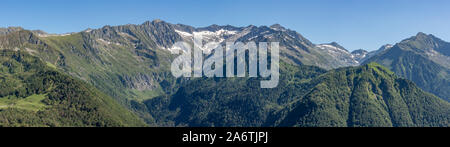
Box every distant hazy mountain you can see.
[378,44,394,52]
[364,33,450,101]
[346,44,395,64]
[350,49,368,62]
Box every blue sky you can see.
[1,0,449,51]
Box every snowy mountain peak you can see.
[378,44,393,51]
[270,24,286,31]
[351,49,368,54]
[351,49,369,62]
[316,42,360,66]
[317,42,349,53]
[416,32,428,37]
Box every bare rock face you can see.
[0,27,24,35]
[118,73,158,91]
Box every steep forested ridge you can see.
[144,62,449,127]
[273,63,449,127]
[0,50,146,127]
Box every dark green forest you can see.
[143,62,449,127]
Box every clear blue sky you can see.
[1,0,450,51]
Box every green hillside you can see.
[144,62,450,127]
[0,28,182,123]
[0,50,146,127]
[273,63,449,127]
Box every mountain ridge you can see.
[364,32,450,102]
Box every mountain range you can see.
[0,20,448,127]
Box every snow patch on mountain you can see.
[317,43,360,66]
[174,30,193,37]
[317,44,349,53]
